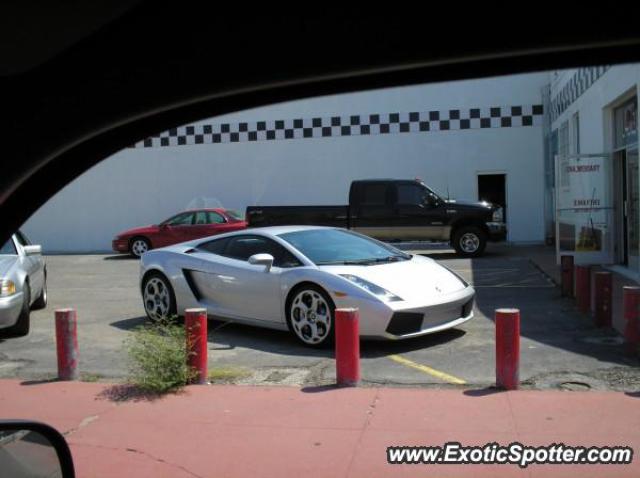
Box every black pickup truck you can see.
[246,179,506,257]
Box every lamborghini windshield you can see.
[279,229,411,265]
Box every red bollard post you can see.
[575,265,591,315]
[185,308,208,384]
[560,255,574,297]
[335,308,360,386]
[594,272,612,328]
[55,308,79,381]
[623,287,640,354]
[495,308,520,390]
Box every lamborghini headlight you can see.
[339,274,402,302]
[0,279,16,297]
[492,207,504,223]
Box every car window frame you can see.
[396,183,427,206]
[207,211,227,224]
[164,212,195,227]
[224,210,244,221]
[196,236,232,255]
[360,183,389,206]
[214,234,302,268]
[14,230,31,246]
[193,211,209,225]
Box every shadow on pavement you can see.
[103,254,137,261]
[21,378,60,386]
[418,250,505,261]
[207,320,466,359]
[300,384,343,393]
[463,386,503,397]
[207,322,333,358]
[360,329,465,358]
[625,391,640,399]
[97,383,185,403]
[110,316,148,330]
[453,252,640,370]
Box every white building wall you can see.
[551,64,640,152]
[22,72,548,252]
[550,64,640,269]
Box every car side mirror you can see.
[248,253,274,272]
[0,420,76,477]
[23,245,42,256]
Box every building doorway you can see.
[477,173,507,223]
[612,96,639,270]
[614,148,639,268]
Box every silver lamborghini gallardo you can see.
[139,226,474,347]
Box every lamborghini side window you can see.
[223,235,301,268]
[198,237,231,255]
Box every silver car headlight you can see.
[339,274,402,302]
[492,207,504,223]
[0,279,16,297]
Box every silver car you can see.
[140,226,474,347]
[0,232,47,337]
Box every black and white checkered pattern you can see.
[550,66,609,123]
[133,104,544,148]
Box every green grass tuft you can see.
[124,318,195,393]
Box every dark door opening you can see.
[614,148,639,268]
[478,173,506,222]
[618,150,629,265]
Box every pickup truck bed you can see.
[247,205,348,228]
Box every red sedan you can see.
[112,208,247,257]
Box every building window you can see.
[559,120,570,187]
[614,97,638,149]
[571,112,580,154]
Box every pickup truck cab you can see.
[246,179,506,257]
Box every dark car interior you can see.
[1,5,640,246]
[1,4,639,477]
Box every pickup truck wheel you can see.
[286,285,335,348]
[452,226,487,257]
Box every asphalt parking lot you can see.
[1,245,639,391]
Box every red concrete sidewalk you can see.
[1,380,639,477]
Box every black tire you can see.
[452,226,487,257]
[3,283,30,337]
[141,271,177,322]
[129,236,151,258]
[32,270,47,310]
[286,284,335,348]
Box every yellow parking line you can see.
[388,354,466,385]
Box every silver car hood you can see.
[0,255,18,277]
[319,255,467,302]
